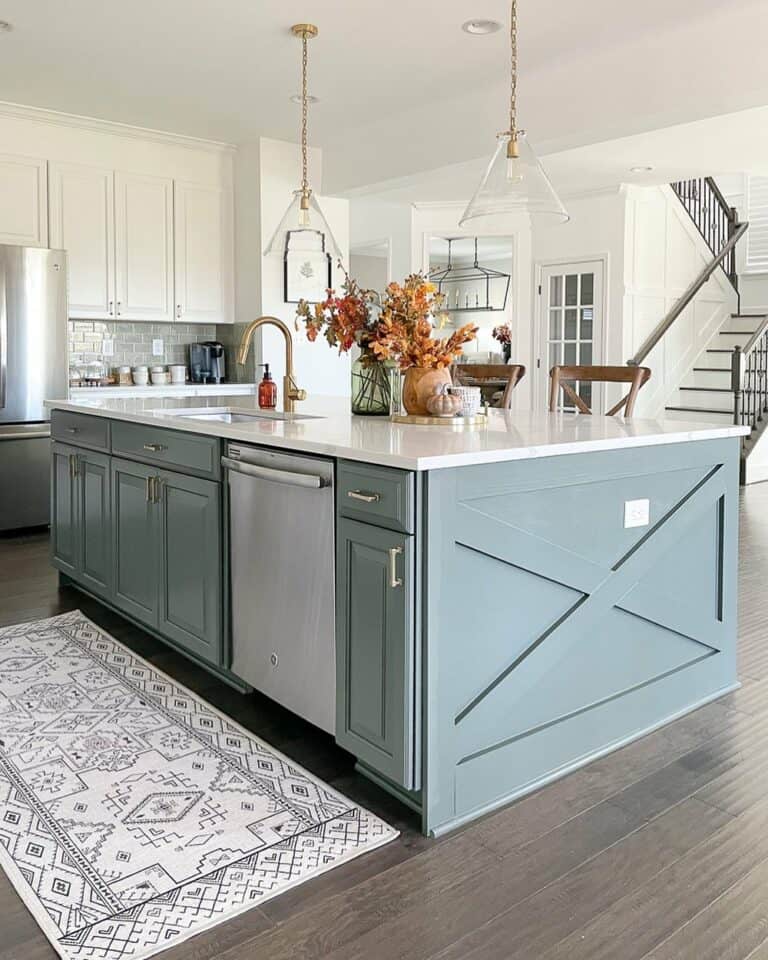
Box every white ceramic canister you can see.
[449,385,482,416]
[132,365,149,386]
[168,364,187,384]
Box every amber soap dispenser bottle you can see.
[258,363,278,409]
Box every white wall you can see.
[350,252,388,292]
[531,188,627,410]
[349,197,413,282]
[623,185,735,417]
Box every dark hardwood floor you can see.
[3,481,768,960]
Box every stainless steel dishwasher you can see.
[223,442,336,734]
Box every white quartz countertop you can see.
[69,383,257,399]
[44,395,750,471]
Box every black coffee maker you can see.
[189,342,226,383]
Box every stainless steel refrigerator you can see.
[0,245,68,532]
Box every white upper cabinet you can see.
[174,181,232,324]
[49,163,115,319]
[0,154,48,247]
[114,173,174,323]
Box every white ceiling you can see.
[1,0,768,192]
[351,106,768,204]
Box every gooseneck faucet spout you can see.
[236,316,307,413]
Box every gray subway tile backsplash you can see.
[68,321,217,370]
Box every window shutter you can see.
[747,177,768,272]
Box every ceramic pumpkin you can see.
[425,383,462,418]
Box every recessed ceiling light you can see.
[0,21,13,32]
[462,19,502,35]
[290,93,319,105]
[630,165,654,173]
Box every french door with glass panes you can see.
[538,260,604,412]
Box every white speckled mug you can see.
[449,385,481,417]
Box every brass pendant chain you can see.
[510,0,517,138]
[301,31,309,201]
[508,0,520,158]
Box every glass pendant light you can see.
[265,24,342,258]
[459,0,568,226]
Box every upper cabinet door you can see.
[49,163,115,319]
[114,172,174,323]
[0,154,48,247]
[174,181,233,324]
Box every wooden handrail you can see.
[627,222,748,367]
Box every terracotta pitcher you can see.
[402,367,452,416]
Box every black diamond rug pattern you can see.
[0,611,397,960]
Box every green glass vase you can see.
[350,357,393,416]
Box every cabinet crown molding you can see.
[0,99,236,154]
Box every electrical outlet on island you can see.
[624,498,650,529]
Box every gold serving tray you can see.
[391,412,488,427]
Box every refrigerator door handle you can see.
[0,259,6,410]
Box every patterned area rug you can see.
[0,612,397,960]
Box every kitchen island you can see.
[44,394,748,836]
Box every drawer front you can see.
[338,460,415,534]
[111,420,221,479]
[51,410,110,452]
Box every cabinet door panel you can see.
[50,443,79,576]
[158,470,222,665]
[0,154,47,246]
[112,459,158,627]
[336,518,417,789]
[79,451,111,598]
[114,173,174,322]
[174,181,232,324]
[49,163,115,319]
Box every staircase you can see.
[665,313,768,425]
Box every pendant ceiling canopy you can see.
[264,23,342,259]
[459,0,569,226]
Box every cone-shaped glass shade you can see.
[264,190,342,258]
[460,133,569,225]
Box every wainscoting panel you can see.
[424,438,740,835]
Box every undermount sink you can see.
[167,408,321,423]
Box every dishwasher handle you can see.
[222,455,329,490]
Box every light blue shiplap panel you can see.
[423,438,740,835]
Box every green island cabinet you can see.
[51,412,225,673]
[335,461,421,795]
[50,408,744,836]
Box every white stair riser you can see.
[686,369,733,389]
[704,352,733,371]
[676,389,734,411]
[664,407,734,424]
[718,331,754,349]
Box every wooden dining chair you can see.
[452,364,526,409]
[548,365,651,417]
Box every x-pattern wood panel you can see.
[451,464,727,760]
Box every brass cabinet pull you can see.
[153,477,164,504]
[143,442,167,453]
[116,301,122,316]
[108,300,114,316]
[176,304,182,319]
[146,476,153,503]
[65,426,79,433]
[388,546,403,589]
[347,490,381,504]
[69,454,78,479]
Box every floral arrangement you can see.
[492,323,512,346]
[295,269,378,356]
[296,269,478,371]
[371,275,477,370]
